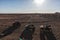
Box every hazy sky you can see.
[0,0,60,13]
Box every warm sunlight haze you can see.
[33,0,45,6]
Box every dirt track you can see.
[0,14,60,40]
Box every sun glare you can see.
[33,0,45,6]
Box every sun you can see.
[33,0,45,6]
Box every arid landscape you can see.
[0,13,60,40]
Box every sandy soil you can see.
[0,14,60,40]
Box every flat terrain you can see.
[0,13,60,40]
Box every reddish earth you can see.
[0,13,60,40]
